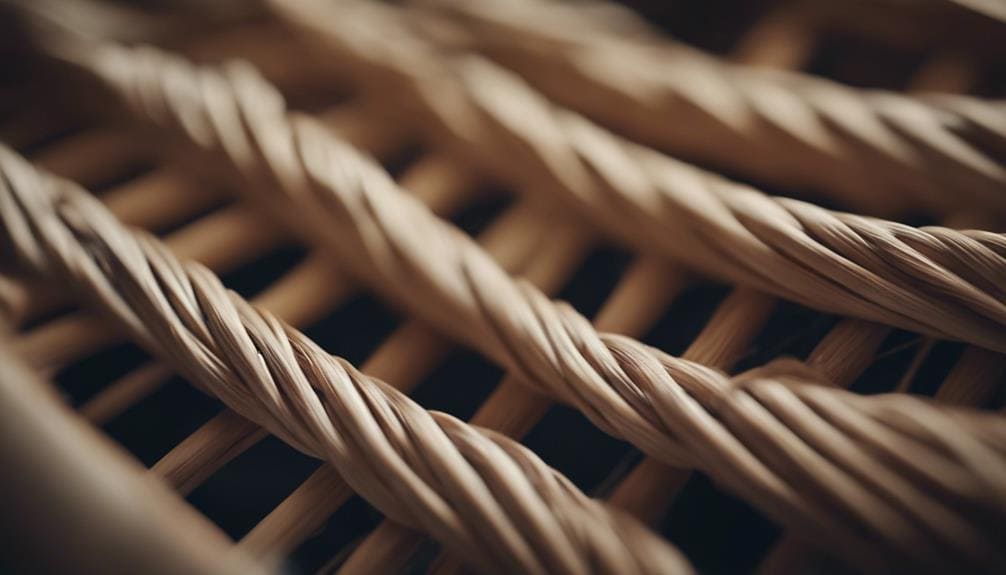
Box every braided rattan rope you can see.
[106,7,1006,354]
[0,145,692,575]
[18,40,1006,572]
[409,0,1006,217]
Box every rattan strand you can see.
[1,101,408,330]
[283,260,680,572]
[152,183,571,499]
[426,16,1006,575]
[747,22,1003,574]
[9,4,1006,570]
[6,44,1006,572]
[0,146,692,575]
[26,12,1006,352]
[6,15,786,571]
[255,2,1006,352]
[409,0,1006,217]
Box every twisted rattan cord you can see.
[607,0,1000,517]
[10,47,1006,572]
[773,33,1006,571]
[599,3,848,528]
[33,7,1006,345]
[411,286,776,575]
[328,261,684,573]
[154,182,564,499]
[238,210,595,556]
[22,8,1006,352]
[15,204,283,369]
[2,100,406,330]
[411,0,1006,217]
[10,102,415,373]
[256,0,1006,354]
[0,146,691,575]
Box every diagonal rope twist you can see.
[410,0,1006,217]
[13,36,1006,572]
[119,3,1006,354]
[0,145,692,575]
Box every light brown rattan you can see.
[1,1,1004,574]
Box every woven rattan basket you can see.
[1,0,1005,573]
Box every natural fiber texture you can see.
[147,1,1006,354]
[410,0,1006,217]
[11,39,1006,573]
[0,145,691,575]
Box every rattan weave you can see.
[0,1,1004,574]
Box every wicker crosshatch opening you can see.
[0,1,1004,574]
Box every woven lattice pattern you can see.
[1,1,1004,574]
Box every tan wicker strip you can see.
[32,20,1006,351]
[2,74,1005,571]
[334,258,686,573]
[240,205,594,557]
[0,145,692,574]
[255,2,1006,352]
[410,0,1006,217]
[23,9,1006,352]
[10,16,1006,574]
[758,35,1004,575]
[154,192,564,498]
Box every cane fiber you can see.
[1,1,1004,574]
